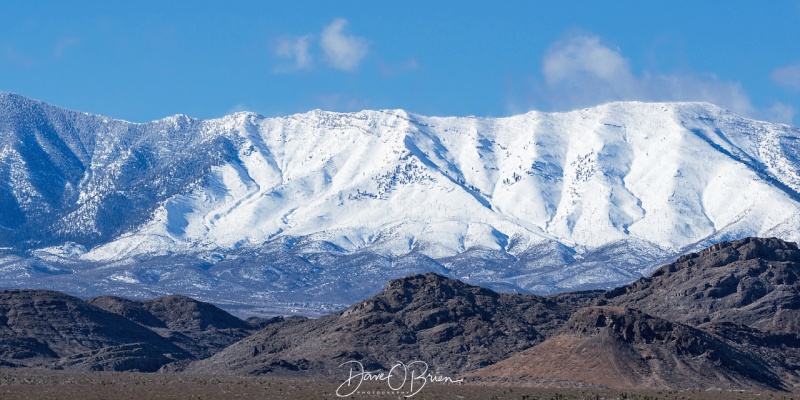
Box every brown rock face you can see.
[469,237,800,390]
[601,237,800,334]
[185,273,600,376]
[597,237,800,389]
[469,306,783,390]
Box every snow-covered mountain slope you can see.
[1,92,798,315]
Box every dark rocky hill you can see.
[598,237,800,389]
[469,306,784,390]
[469,237,800,390]
[0,290,190,371]
[601,237,800,334]
[185,273,600,376]
[0,290,259,371]
[87,295,255,359]
[1,237,799,391]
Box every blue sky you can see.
[1,1,799,125]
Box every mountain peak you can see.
[665,237,800,274]
[0,92,46,114]
[1,94,799,314]
[343,273,499,316]
[0,91,28,103]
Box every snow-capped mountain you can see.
[1,92,798,316]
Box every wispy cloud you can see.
[771,62,800,91]
[226,103,255,115]
[54,37,79,59]
[320,18,369,71]
[315,93,370,112]
[2,44,36,67]
[764,102,796,125]
[378,57,419,77]
[535,33,758,119]
[273,34,313,72]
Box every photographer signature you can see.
[336,360,463,398]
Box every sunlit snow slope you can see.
[1,92,798,315]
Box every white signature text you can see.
[336,360,463,398]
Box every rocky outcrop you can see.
[0,290,190,371]
[2,237,799,391]
[601,237,800,334]
[88,295,254,359]
[185,273,600,376]
[469,306,783,390]
[470,237,800,390]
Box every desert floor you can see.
[0,368,796,400]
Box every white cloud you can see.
[764,102,796,125]
[771,63,800,91]
[273,34,313,72]
[535,33,759,119]
[320,18,369,71]
[270,19,372,73]
[54,37,79,59]
[543,35,634,88]
[2,44,36,67]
